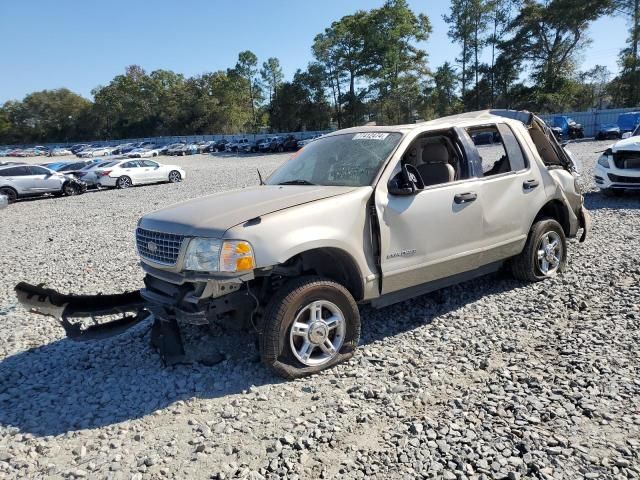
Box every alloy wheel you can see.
[289,300,346,367]
[536,231,562,275]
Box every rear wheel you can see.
[511,218,567,282]
[260,277,361,379]
[168,170,182,183]
[116,176,132,189]
[0,187,17,203]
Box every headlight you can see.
[597,155,610,169]
[184,238,254,273]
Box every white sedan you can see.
[87,159,186,189]
[127,147,162,158]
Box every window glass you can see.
[267,132,402,187]
[0,166,29,176]
[29,166,52,175]
[466,124,526,176]
[142,160,158,167]
[122,161,139,168]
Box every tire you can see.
[168,170,182,183]
[260,276,361,379]
[511,218,567,282]
[62,182,78,196]
[278,145,284,153]
[116,176,132,189]
[0,187,18,203]
[602,188,624,197]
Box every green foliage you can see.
[0,1,634,145]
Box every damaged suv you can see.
[17,110,589,379]
[594,123,640,196]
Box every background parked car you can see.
[595,123,621,140]
[268,136,285,152]
[226,138,250,152]
[213,139,229,152]
[168,143,197,156]
[617,112,640,135]
[0,164,85,203]
[551,116,584,139]
[88,159,186,189]
[282,135,299,151]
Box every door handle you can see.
[523,179,539,190]
[454,192,477,204]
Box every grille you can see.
[136,228,185,265]
[613,152,640,169]
[608,173,640,184]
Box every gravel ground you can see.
[0,143,638,480]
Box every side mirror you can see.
[622,132,632,139]
[388,164,421,196]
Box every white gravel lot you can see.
[0,144,638,480]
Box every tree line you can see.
[1,0,638,145]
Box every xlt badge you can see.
[386,249,416,259]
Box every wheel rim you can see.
[536,231,562,276]
[289,300,346,367]
[169,171,181,182]
[119,177,131,188]
[64,184,76,195]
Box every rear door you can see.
[464,122,548,264]
[120,160,145,183]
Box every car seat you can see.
[417,142,455,186]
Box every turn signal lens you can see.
[220,241,255,272]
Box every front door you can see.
[375,129,486,295]
[28,166,65,192]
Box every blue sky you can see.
[0,1,629,103]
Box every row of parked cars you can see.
[0,133,325,160]
[546,112,640,141]
[0,156,186,205]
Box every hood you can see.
[611,136,640,153]
[138,185,358,237]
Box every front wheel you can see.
[260,277,361,379]
[116,176,132,189]
[511,218,567,282]
[0,187,17,203]
[62,182,79,196]
[168,170,182,183]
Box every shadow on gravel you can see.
[0,274,522,437]
[583,190,640,210]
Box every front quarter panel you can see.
[223,187,378,299]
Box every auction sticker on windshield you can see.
[352,133,390,140]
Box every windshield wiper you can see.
[277,179,315,185]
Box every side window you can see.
[142,160,158,167]
[1,166,30,176]
[29,166,52,175]
[122,161,138,168]
[466,124,526,177]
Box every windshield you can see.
[266,132,402,187]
